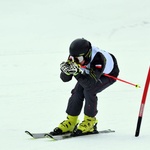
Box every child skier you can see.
[51,38,120,136]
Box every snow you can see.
[0,0,150,149]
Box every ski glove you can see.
[60,61,81,76]
[69,62,81,76]
[60,61,71,75]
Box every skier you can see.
[51,38,120,135]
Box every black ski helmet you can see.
[69,38,91,57]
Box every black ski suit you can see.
[60,46,119,117]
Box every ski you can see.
[25,129,115,140]
[25,131,48,139]
[45,129,115,140]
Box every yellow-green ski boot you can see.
[50,115,79,135]
[72,115,98,136]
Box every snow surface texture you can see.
[0,0,150,149]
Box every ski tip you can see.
[25,130,30,134]
[45,134,53,138]
[44,134,56,140]
[25,131,33,137]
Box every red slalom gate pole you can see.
[135,67,150,137]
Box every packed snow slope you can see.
[0,0,149,150]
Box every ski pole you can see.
[80,65,140,88]
[104,74,141,88]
